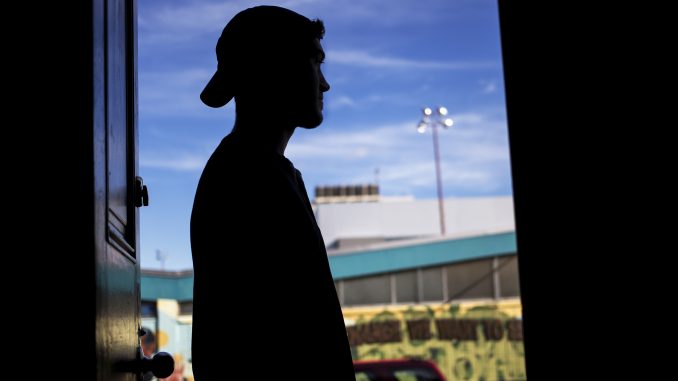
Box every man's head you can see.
[201,6,330,128]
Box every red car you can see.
[353,359,447,381]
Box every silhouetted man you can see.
[190,6,355,380]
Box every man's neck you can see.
[232,114,295,156]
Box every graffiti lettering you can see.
[348,319,524,345]
[507,319,523,341]
[347,321,402,346]
[349,307,526,381]
[482,319,504,341]
[406,319,432,341]
[435,319,478,340]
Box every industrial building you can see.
[141,193,524,380]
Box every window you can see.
[395,270,418,303]
[141,301,157,318]
[446,259,494,300]
[344,274,391,306]
[179,301,193,316]
[422,267,444,301]
[499,255,521,297]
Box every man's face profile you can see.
[248,36,330,129]
[292,38,330,129]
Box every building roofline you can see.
[140,230,517,300]
[328,230,516,280]
[327,227,515,256]
[141,269,194,277]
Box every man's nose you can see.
[320,71,330,92]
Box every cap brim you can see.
[200,70,234,108]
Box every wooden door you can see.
[6,1,176,379]
[94,0,144,380]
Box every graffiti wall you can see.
[141,298,525,381]
[343,300,526,381]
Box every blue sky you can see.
[138,0,512,270]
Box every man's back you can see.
[190,133,355,379]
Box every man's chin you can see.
[299,114,323,129]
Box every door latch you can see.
[135,176,149,207]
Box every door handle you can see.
[115,328,175,378]
[114,351,174,378]
[137,327,173,378]
[139,352,174,378]
[135,176,149,207]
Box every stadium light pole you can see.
[417,106,454,235]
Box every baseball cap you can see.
[200,6,313,108]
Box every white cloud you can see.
[139,0,326,44]
[375,162,492,190]
[352,147,369,158]
[298,0,481,27]
[287,111,511,195]
[328,95,356,110]
[327,49,498,70]
[449,112,486,125]
[288,121,414,158]
[139,68,232,117]
[138,0,474,40]
[479,79,498,94]
[140,68,213,90]
[141,153,208,171]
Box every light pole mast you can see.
[418,106,454,236]
[155,249,168,271]
[431,120,446,235]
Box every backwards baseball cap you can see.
[200,6,315,108]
